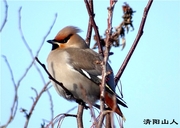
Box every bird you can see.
[46,26,127,119]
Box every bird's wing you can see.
[66,48,112,84]
[66,48,127,107]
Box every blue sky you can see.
[1,0,180,128]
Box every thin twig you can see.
[1,7,57,128]
[57,114,77,127]
[46,87,54,128]
[85,0,94,47]
[114,0,153,86]
[31,87,38,97]
[0,0,8,32]
[0,56,18,128]
[18,6,45,85]
[36,55,90,127]
[98,1,117,127]
[16,60,34,88]
[18,7,31,54]
[77,105,84,128]
[36,13,58,56]
[16,8,57,89]
[35,57,74,98]
[23,12,57,127]
[18,7,57,128]
[89,105,98,127]
[84,0,104,56]
[24,81,51,128]
[45,107,77,128]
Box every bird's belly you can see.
[48,63,100,105]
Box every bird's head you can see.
[47,26,88,50]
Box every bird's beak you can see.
[47,40,56,44]
[47,39,59,50]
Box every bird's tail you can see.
[105,92,126,121]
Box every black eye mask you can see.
[47,34,73,50]
[54,34,73,44]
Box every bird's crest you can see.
[55,26,82,41]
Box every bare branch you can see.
[16,8,57,89]
[1,56,16,86]
[1,7,57,128]
[16,61,34,88]
[84,0,104,56]
[24,81,51,128]
[0,55,18,128]
[57,114,77,127]
[1,0,154,127]
[35,57,74,98]
[31,87,38,97]
[18,6,45,84]
[36,13,58,56]
[114,0,153,86]
[0,0,8,32]
[46,87,54,128]
[85,0,94,47]
[18,8,57,127]
[77,105,84,128]
[98,0,117,127]
[36,57,89,107]
[45,107,77,128]
[105,114,111,128]
[18,7,32,54]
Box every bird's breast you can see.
[47,50,100,104]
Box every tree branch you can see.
[105,114,111,128]
[45,107,77,128]
[0,55,18,128]
[0,0,8,32]
[85,0,94,47]
[77,105,84,128]
[18,7,57,85]
[18,7,57,128]
[46,86,54,128]
[0,6,57,128]
[24,81,51,128]
[98,0,117,127]
[16,8,57,89]
[84,0,104,56]
[114,0,153,86]
[35,57,74,98]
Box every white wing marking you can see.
[81,69,91,79]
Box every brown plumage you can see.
[47,26,127,120]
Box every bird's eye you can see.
[60,34,73,43]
